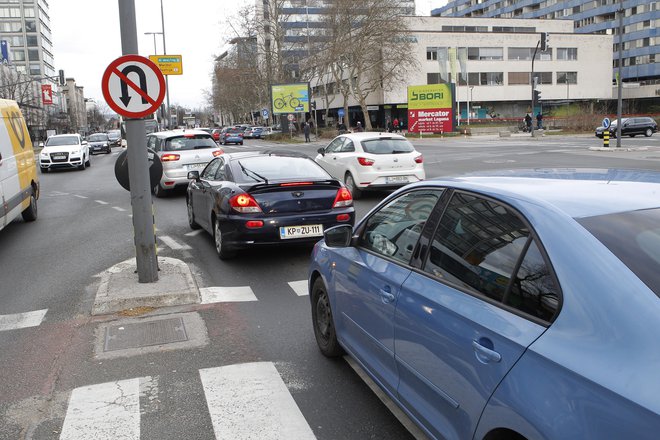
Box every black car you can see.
[87,133,111,154]
[107,129,122,147]
[186,151,355,259]
[595,117,657,138]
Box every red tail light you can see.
[332,187,353,208]
[357,157,374,166]
[212,149,224,157]
[414,154,423,164]
[238,133,244,137]
[230,193,262,213]
[336,213,351,222]
[280,182,313,187]
[245,220,264,228]
[161,153,180,162]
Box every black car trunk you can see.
[245,181,340,214]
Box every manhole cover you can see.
[104,317,188,352]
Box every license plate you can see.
[280,224,323,239]
[186,163,206,170]
[386,176,408,184]
[53,155,65,160]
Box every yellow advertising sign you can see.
[271,83,309,114]
[407,84,452,110]
[149,55,183,75]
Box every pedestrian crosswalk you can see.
[0,308,47,332]
[58,362,316,440]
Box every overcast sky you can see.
[50,1,442,111]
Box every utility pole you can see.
[118,0,159,282]
[160,0,171,129]
[530,39,541,136]
[616,1,623,147]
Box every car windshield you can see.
[163,135,216,151]
[88,134,108,142]
[46,136,79,146]
[107,131,120,140]
[361,138,414,154]
[578,207,660,299]
[232,156,329,183]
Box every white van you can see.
[0,99,39,231]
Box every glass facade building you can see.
[431,0,659,84]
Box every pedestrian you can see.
[386,117,393,133]
[338,121,347,135]
[536,112,543,130]
[303,122,311,142]
[355,121,364,132]
[393,117,399,133]
[524,113,532,132]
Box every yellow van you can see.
[0,99,39,231]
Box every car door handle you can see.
[379,287,395,303]
[332,157,337,160]
[472,340,502,363]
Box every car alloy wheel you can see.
[214,218,236,259]
[646,128,653,137]
[311,278,343,357]
[345,172,362,199]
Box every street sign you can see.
[287,114,294,121]
[337,108,345,117]
[148,55,183,75]
[102,54,166,119]
[41,84,53,105]
[262,108,269,119]
[602,117,611,129]
[114,148,163,192]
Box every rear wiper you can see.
[193,145,213,149]
[238,161,269,184]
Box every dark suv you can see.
[596,117,657,138]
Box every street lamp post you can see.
[144,31,162,55]
[159,0,171,129]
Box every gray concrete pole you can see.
[616,1,623,148]
[118,0,159,282]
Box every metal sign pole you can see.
[118,0,159,282]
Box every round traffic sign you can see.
[287,114,294,121]
[102,55,166,119]
[602,117,611,129]
[114,148,163,192]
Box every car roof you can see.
[149,129,211,138]
[418,168,660,219]
[339,132,408,141]
[49,133,79,137]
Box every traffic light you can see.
[540,32,550,51]
[533,90,542,102]
[311,101,316,110]
[58,69,65,86]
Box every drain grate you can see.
[104,317,188,352]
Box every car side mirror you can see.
[317,147,325,156]
[324,224,354,248]
[187,170,200,181]
[82,141,88,145]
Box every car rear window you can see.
[361,138,414,154]
[231,156,329,183]
[108,131,120,140]
[163,135,216,151]
[228,128,244,134]
[578,208,660,299]
[46,136,78,146]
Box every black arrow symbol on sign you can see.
[119,65,149,107]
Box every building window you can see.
[532,72,553,85]
[557,48,578,60]
[29,63,40,75]
[427,72,449,84]
[467,47,503,60]
[468,72,504,85]
[26,35,38,47]
[27,48,39,61]
[11,49,25,61]
[508,47,551,61]
[23,7,35,17]
[427,48,438,61]
[557,72,577,84]
[0,7,21,17]
[508,72,530,85]
[25,19,36,32]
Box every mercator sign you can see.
[407,84,453,133]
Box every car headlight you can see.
[40,152,48,157]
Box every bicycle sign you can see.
[271,83,309,114]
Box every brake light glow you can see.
[336,213,351,222]
[230,193,262,213]
[280,182,313,187]
[414,154,423,164]
[332,187,353,208]
[212,149,224,157]
[357,157,374,166]
[245,220,264,228]
[183,133,195,138]
[161,153,180,162]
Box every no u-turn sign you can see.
[102,54,166,119]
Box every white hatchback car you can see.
[39,134,90,172]
[315,132,425,198]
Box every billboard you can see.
[41,84,53,105]
[407,84,453,133]
[271,83,309,114]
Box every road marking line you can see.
[200,362,316,440]
[112,207,126,212]
[288,280,308,296]
[158,235,190,250]
[60,378,140,440]
[184,229,203,237]
[199,286,257,303]
[95,200,109,205]
[73,195,88,199]
[0,309,48,332]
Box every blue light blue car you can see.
[308,168,660,440]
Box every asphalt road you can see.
[2,133,660,439]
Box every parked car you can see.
[87,132,111,154]
[211,128,221,142]
[244,126,264,139]
[309,168,660,440]
[250,127,266,139]
[595,117,657,138]
[315,132,424,199]
[219,127,244,145]
[107,129,122,147]
[147,129,224,197]
[39,133,90,172]
[185,151,355,259]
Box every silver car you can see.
[146,129,224,197]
